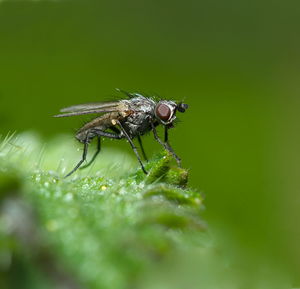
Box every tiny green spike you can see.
[0,134,206,289]
[145,151,173,184]
[143,184,203,207]
[163,167,189,187]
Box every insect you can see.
[54,90,188,177]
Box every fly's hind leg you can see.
[80,129,124,170]
[64,137,90,178]
[65,129,123,178]
[79,136,101,170]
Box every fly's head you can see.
[154,100,188,125]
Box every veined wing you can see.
[60,101,120,112]
[54,101,128,118]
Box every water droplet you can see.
[64,193,73,202]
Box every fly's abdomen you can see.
[75,112,123,142]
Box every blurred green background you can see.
[0,0,299,285]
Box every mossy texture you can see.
[0,133,205,289]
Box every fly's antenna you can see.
[177,102,188,113]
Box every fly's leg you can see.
[117,121,148,174]
[64,138,90,178]
[164,126,181,165]
[80,136,101,170]
[110,126,121,134]
[80,127,125,170]
[151,122,181,166]
[164,125,169,143]
[137,135,148,162]
[65,129,123,178]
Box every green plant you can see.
[0,133,204,289]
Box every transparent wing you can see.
[54,101,128,118]
[60,101,120,112]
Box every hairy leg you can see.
[79,136,101,170]
[65,129,123,178]
[151,123,181,166]
[137,135,148,161]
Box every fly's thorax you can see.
[122,96,156,114]
[117,96,156,137]
[121,111,152,137]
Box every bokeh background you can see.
[1,0,299,286]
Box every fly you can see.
[54,89,188,177]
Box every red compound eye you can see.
[155,103,172,121]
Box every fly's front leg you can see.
[151,122,181,166]
[117,121,148,174]
[164,126,181,165]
